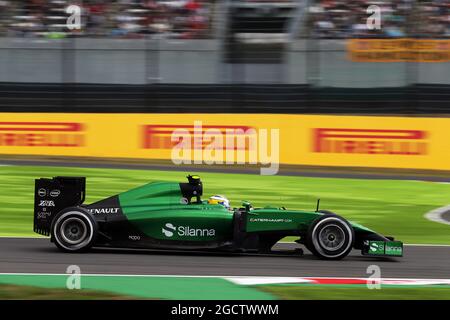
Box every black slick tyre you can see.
[306,214,354,260]
[51,207,97,253]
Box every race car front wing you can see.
[362,240,403,257]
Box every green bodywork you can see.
[117,181,375,242]
[118,182,233,241]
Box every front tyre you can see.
[51,207,97,253]
[306,214,354,260]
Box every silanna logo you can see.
[0,122,84,147]
[312,128,427,155]
[162,223,176,237]
[162,223,215,238]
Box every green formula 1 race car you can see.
[33,175,403,260]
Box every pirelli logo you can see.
[142,124,254,150]
[0,122,84,147]
[312,128,427,155]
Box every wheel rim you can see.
[60,217,88,245]
[54,211,94,251]
[318,224,346,251]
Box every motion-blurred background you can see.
[0,1,449,300]
[0,0,448,113]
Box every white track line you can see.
[226,277,450,286]
[424,204,450,226]
[0,273,449,281]
[0,236,42,238]
[0,273,234,278]
[279,241,450,247]
[278,241,450,247]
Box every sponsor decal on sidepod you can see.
[162,223,215,238]
[88,208,120,214]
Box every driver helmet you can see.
[208,195,230,210]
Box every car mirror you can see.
[242,200,252,212]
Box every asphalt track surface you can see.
[1,238,449,279]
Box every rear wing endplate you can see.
[34,176,86,236]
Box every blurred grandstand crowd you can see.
[0,0,448,39]
[309,0,450,38]
[0,0,214,39]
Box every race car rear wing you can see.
[34,177,86,236]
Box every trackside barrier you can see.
[0,113,448,171]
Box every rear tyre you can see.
[306,214,354,260]
[51,207,97,253]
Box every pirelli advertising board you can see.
[348,39,450,62]
[0,113,449,171]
